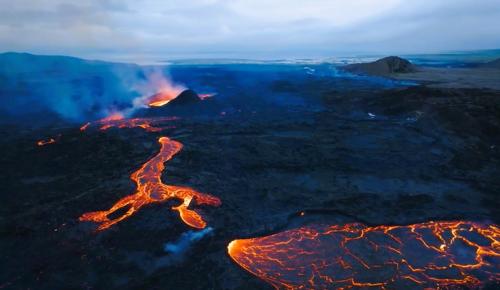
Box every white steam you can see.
[131,68,186,110]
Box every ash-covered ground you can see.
[1,57,499,289]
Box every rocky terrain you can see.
[343,55,500,90]
[1,55,499,289]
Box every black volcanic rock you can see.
[344,56,417,76]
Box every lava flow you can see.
[80,115,178,132]
[228,221,499,289]
[37,138,56,146]
[80,137,221,230]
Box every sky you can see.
[1,0,500,62]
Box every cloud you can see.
[0,0,499,61]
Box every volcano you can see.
[135,89,218,118]
[166,89,202,106]
[148,89,201,108]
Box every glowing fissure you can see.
[80,137,221,230]
[80,116,178,132]
[37,138,56,146]
[147,91,215,107]
[228,221,499,289]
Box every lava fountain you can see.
[228,221,499,289]
[148,91,180,107]
[80,137,221,230]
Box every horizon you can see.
[2,48,500,65]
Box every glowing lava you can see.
[228,221,499,289]
[37,138,56,146]
[148,91,180,107]
[80,122,90,131]
[148,91,214,106]
[80,137,221,230]
[80,116,178,132]
[139,72,185,107]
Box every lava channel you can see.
[228,221,499,289]
[80,115,178,132]
[80,137,221,230]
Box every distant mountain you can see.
[343,56,417,76]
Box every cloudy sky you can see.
[1,0,500,61]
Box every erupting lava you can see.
[139,73,185,107]
[228,221,499,289]
[80,116,178,132]
[37,138,56,146]
[148,92,178,107]
[80,137,220,230]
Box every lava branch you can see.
[228,221,499,289]
[79,137,221,230]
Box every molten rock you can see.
[229,221,499,289]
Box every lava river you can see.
[80,136,221,230]
[80,115,178,132]
[228,221,499,289]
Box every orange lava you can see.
[228,221,499,289]
[148,92,178,107]
[37,138,56,146]
[148,91,213,106]
[100,112,124,122]
[80,116,178,132]
[80,137,220,230]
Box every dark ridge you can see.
[343,56,417,76]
